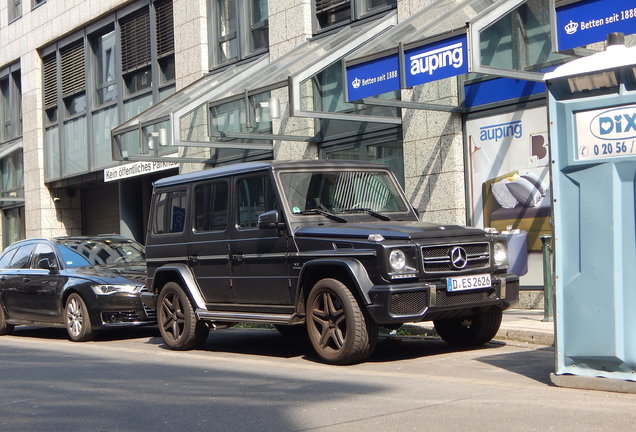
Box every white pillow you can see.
[491,179,518,209]
[506,177,542,207]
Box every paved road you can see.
[1,326,635,431]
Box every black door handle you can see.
[188,256,199,266]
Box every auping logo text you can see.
[590,106,636,140]
[410,42,464,77]
[479,121,523,142]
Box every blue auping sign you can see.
[556,0,636,51]
[345,34,468,101]
[405,34,468,88]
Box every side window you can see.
[8,244,35,269]
[236,174,276,229]
[31,243,57,269]
[0,248,17,268]
[153,189,187,234]
[194,181,229,232]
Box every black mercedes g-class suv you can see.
[143,160,518,364]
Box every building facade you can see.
[1,0,633,294]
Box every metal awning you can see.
[111,12,399,163]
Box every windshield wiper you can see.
[341,208,391,221]
[298,209,347,223]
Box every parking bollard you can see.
[540,235,554,322]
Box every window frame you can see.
[0,63,22,144]
[208,0,269,69]
[8,0,22,23]
[312,0,395,34]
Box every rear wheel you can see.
[157,282,209,350]
[306,278,377,365]
[0,302,14,335]
[65,293,94,342]
[434,307,503,347]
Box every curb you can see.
[401,323,554,346]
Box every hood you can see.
[64,263,147,285]
[294,221,485,241]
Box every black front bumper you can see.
[365,273,519,326]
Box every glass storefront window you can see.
[324,139,404,186]
[2,207,25,249]
[479,0,565,73]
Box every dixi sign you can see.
[405,34,468,88]
[556,0,636,51]
[590,106,636,140]
[575,104,636,160]
[345,34,468,101]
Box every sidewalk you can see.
[402,309,555,346]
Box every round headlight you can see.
[493,242,507,265]
[389,249,407,272]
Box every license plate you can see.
[446,274,491,292]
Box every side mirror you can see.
[258,210,285,229]
[412,206,420,219]
[38,257,59,272]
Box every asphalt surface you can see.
[2,322,636,431]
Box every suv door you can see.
[230,172,291,306]
[187,179,233,304]
[147,187,190,288]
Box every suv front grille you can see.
[422,242,490,273]
[390,291,428,316]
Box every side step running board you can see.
[196,309,295,324]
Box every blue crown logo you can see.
[565,20,578,35]
[352,77,361,89]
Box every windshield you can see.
[56,238,146,268]
[279,170,409,215]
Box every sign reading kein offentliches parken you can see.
[104,159,179,182]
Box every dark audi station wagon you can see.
[144,160,519,364]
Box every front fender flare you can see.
[298,258,374,304]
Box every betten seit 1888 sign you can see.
[556,0,636,51]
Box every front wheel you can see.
[306,278,377,365]
[157,282,209,350]
[0,302,14,335]
[65,293,94,341]
[433,307,503,347]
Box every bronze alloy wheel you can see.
[157,282,209,350]
[306,278,377,365]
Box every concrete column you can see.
[402,78,466,226]
[173,0,210,173]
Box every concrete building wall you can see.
[1,1,132,239]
